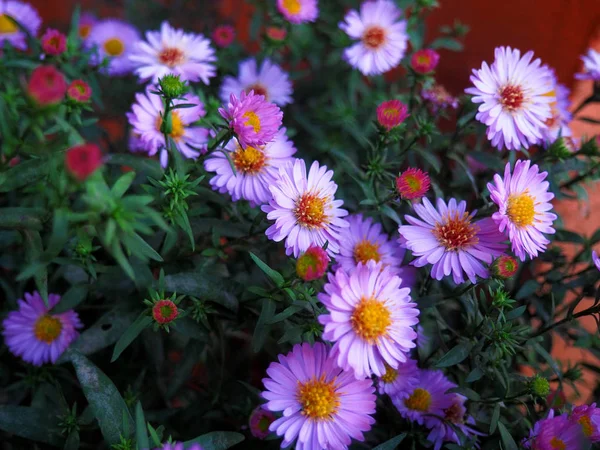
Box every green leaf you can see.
[497,421,518,450]
[554,229,586,244]
[436,342,472,368]
[505,305,527,321]
[52,284,88,313]
[0,406,63,446]
[430,37,463,51]
[465,367,484,383]
[516,280,539,300]
[107,154,163,180]
[449,386,480,401]
[111,171,136,198]
[268,304,304,324]
[0,156,58,193]
[163,272,238,312]
[121,233,163,262]
[490,403,501,434]
[249,252,285,287]
[252,299,276,352]
[45,209,69,258]
[373,433,407,450]
[533,342,562,379]
[183,431,245,450]
[111,314,153,362]
[135,402,150,450]
[69,351,133,445]
[0,207,45,230]
[172,317,208,340]
[64,431,80,450]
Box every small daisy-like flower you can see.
[130,21,216,84]
[152,300,179,324]
[86,19,140,76]
[340,0,408,76]
[65,143,103,181]
[571,403,600,442]
[219,91,283,149]
[127,86,209,167]
[262,342,376,450]
[465,46,554,151]
[392,368,454,426]
[318,261,419,378]
[212,25,235,48]
[491,255,518,278]
[204,127,296,206]
[396,168,430,201]
[67,79,92,102]
[487,160,557,261]
[377,99,409,130]
[2,291,83,366]
[249,407,275,439]
[377,358,419,396]
[399,197,507,284]
[336,214,405,276]
[0,0,41,50]
[422,84,459,112]
[262,158,349,257]
[296,245,329,281]
[540,69,572,146]
[411,48,440,74]
[28,65,67,105]
[575,48,600,81]
[155,443,202,450]
[78,12,96,40]
[426,393,483,450]
[41,28,67,55]
[525,410,587,449]
[276,0,318,24]
[266,26,287,42]
[593,251,600,272]
[221,58,293,106]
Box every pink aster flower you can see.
[262,342,376,450]
[335,214,406,276]
[2,291,83,366]
[593,251,600,272]
[130,21,216,84]
[575,48,600,81]
[219,91,283,149]
[524,410,587,449]
[465,46,554,151]
[86,19,140,76]
[41,28,67,55]
[340,0,408,76]
[212,25,235,48]
[318,261,419,379]
[422,84,459,112]
[127,86,209,167]
[78,12,96,40]
[377,358,419,396]
[276,0,318,24]
[399,197,507,285]
[392,368,455,426]
[296,245,329,281]
[426,393,483,450]
[491,255,519,278]
[0,0,41,50]
[67,79,92,103]
[249,406,275,439]
[396,168,430,201]
[262,158,349,257]
[571,403,600,442]
[411,48,440,74]
[487,160,557,261]
[376,99,409,130]
[539,69,572,146]
[205,127,296,206]
[220,58,293,106]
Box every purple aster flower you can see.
[377,358,419,397]
[78,12,97,41]
[155,443,202,450]
[339,0,408,76]
[2,291,83,366]
[318,261,419,379]
[399,197,507,285]
[220,58,293,107]
[571,403,600,442]
[276,0,318,24]
[524,410,588,449]
[426,393,484,450]
[575,48,600,81]
[129,21,216,84]
[465,46,554,151]
[593,251,600,272]
[539,68,572,146]
[487,160,557,261]
[422,84,459,112]
[262,342,376,450]
[127,86,209,167]
[0,0,41,50]
[262,158,349,257]
[219,91,283,149]
[204,127,296,207]
[86,19,140,76]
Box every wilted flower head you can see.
[377,99,409,130]
[422,84,459,112]
[28,65,67,105]
[212,25,235,48]
[296,245,329,281]
[67,80,92,103]
[249,407,275,439]
[0,0,41,50]
[396,168,430,200]
[411,48,440,74]
[276,0,318,24]
[575,48,600,81]
[65,143,103,181]
[41,28,67,55]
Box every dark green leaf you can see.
[554,229,585,244]
[436,342,472,368]
[505,305,527,321]
[183,431,245,450]
[111,314,153,362]
[249,252,285,287]
[64,431,80,450]
[107,154,163,180]
[252,299,276,352]
[0,207,45,230]
[268,304,304,324]
[163,272,238,312]
[516,280,539,300]
[111,171,136,198]
[0,406,63,446]
[135,402,150,450]
[490,403,500,434]
[465,367,484,383]
[372,433,407,450]
[172,317,208,340]
[52,284,88,313]
[497,421,518,450]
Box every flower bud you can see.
[212,25,235,48]
[158,74,187,98]
[395,168,430,201]
[41,28,67,56]
[492,255,518,279]
[529,375,550,397]
[410,49,440,74]
[376,99,409,131]
[28,65,67,105]
[67,80,92,103]
[296,245,329,281]
[65,143,103,181]
[152,299,179,324]
[249,407,275,439]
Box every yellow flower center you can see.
[0,14,17,34]
[297,375,340,420]
[380,364,398,384]
[507,192,535,228]
[351,297,391,343]
[417,55,431,65]
[362,26,386,49]
[281,0,301,14]
[156,111,185,141]
[34,315,63,344]
[295,194,326,228]
[103,37,125,56]
[550,437,566,450]
[243,111,261,133]
[403,174,423,193]
[433,212,479,251]
[79,24,92,39]
[353,239,381,265]
[404,388,432,412]
[579,415,594,437]
[233,145,266,174]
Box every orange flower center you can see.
[362,26,386,49]
[382,107,401,121]
[79,24,92,38]
[354,239,381,264]
[550,437,566,450]
[295,193,326,228]
[417,55,431,65]
[405,388,432,412]
[246,83,269,99]
[380,364,398,384]
[281,0,302,14]
[506,192,535,227]
[156,111,185,141]
[34,315,63,343]
[433,212,479,251]
[0,14,17,34]
[297,375,340,420]
[351,297,391,343]
[499,85,524,111]
[579,415,594,437]
[242,111,261,133]
[403,174,423,193]
[159,47,185,67]
[444,401,465,424]
[233,145,266,174]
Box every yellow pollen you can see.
[103,37,125,56]
[353,239,381,265]
[579,415,594,437]
[297,375,340,420]
[543,89,557,109]
[243,111,261,133]
[351,297,391,343]
[0,14,17,34]
[549,437,566,450]
[295,194,326,228]
[404,388,432,412]
[281,0,302,14]
[233,145,266,174]
[34,315,63,344]
[506,192,535,228]
[156,111,185,141]
[380,365,398,384]
[433,212,479,252]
